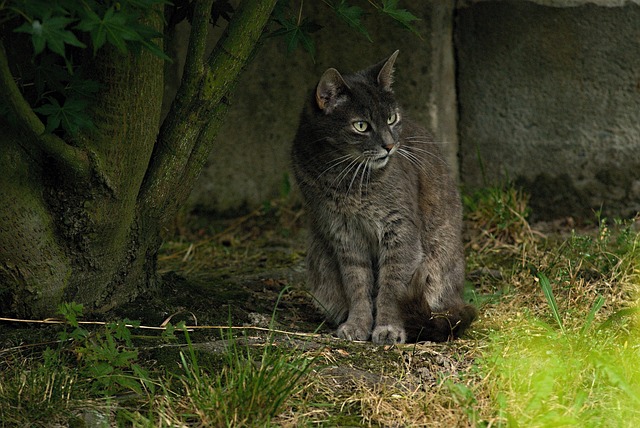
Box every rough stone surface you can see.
[185,2,459,215]
[456,1,640,220]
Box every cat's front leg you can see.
[326,225,375,341]
[335,253,375,341]
[372,279,411,344]
[309,226,374,341]
[372,233,422,345]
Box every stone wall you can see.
[456,0,640,220]
[184,0,640,220]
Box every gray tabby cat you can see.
[291,51,476,344]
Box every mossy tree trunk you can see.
[0,0,277,318]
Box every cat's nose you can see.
[383,144,395,153]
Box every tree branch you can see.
[180,0,214,101]
[200,0,276,106]
[0,40,90,180]
[140,0,277,223]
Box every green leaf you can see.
[115,374,143,395]
[66,76,101,99]
[271,17,319,58]
[34,96,94,135]
[380,0,421,37]
[76,6,170,61]
[331,0,371,42]
[15,15,86,57]
[580,294,605,335]
[57,302,84,327]
[76,6,132,54]
[137,36,172,62]
[538,272,565,333]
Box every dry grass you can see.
[154,190,640,427]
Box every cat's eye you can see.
[387,112,398,125]
[353,121,369,133]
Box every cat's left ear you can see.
[316,68,349,113]
[376,50,399,92]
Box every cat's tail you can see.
[400,287,477,343]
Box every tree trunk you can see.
[0,41,164,317]
[0,0,277,318]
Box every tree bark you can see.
[0,0,278,318]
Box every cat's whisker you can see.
[404,136,450,146]
[332,162,356,188]
[401,145,447,166]
[317,154,354,180]
[358,158,371,202]
[365,158,373,194]
[404,148,441,170]
[347,159,365,195]
[333,157,361,189]
[398,148,428,173]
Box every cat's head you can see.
[310,51,402,170]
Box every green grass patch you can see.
[466,185,640,427]
[0,304,314,427]
[484,310,639,427]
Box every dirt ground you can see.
[110,205,484,423]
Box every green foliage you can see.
[0,0,168,136]
[464,184,533,250]
[446,381,485,427]
[2,0,420,137]
[485,312,640,427]
[56,303,154,397]
[271,13,321,57]
[0,348,81,426]
[479,210,640,427]
[76,320,155,396]
[3,0,168,61]
[14,14,86,58]
[271,0,420,58]
[330,0,371,42]
[169,326,313,427]
[0,302,314,426]
[57,301,89,341]
[379,0,420,36]
[75,5,168,59]
[57,301,84,327]
[33,96,94,134]
[538,272,566,333]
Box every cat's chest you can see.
[324,192,395,225]
[320,195,407,245]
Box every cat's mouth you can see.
[369,145,397,169]
[370,155,390,169]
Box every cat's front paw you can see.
[336,322,371,341]
[372,325,406,345]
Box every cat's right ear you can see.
[316,68,348,113]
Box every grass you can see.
[0,187,639,426]
[466,186,640,427]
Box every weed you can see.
[479,216,640,427]
[537,272,566,333]
[56,304,156,397]
[190,331,311,426]
[0,348,81,426]
[1,302,315,427]
[464,184,535,252]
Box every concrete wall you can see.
[185,2,459,215]
[456,0,640,220]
